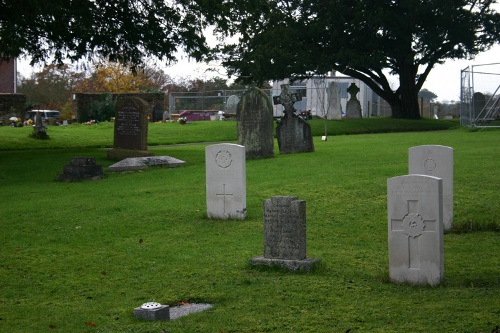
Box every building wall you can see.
[0,58,16,93]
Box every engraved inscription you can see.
[116,108,141,136]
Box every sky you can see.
[16,39,500,104]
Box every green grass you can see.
[0,120,498,332]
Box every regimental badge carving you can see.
[215,150,232,168]
[402,213,425,238]
[424,158,437,172]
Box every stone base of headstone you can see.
[57,157,103,181]
[249,256,321,272]
[107,148,153,161]
[134,305,170,321]
[276,116,314,154]
[29,126,49,139]
[345,100,362,118]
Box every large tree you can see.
[216,0,500,118]
[0,0,213,66]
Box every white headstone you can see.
[409,145,453,231]
[387,175,444,286]
[205,143,246,220]
[326,81,342,120]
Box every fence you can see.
[460,63,500,127]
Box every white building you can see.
[272,76,391,118]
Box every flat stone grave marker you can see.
[237,87,274,159]
[108,156,185,172]
[387,174,444,286]
[107,96,153,160]
[409,145,453,231]
[205,143,246,220]
[250,196,321,271]
[57,157,103,181]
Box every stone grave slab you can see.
[250,196,321,271]
[237,87,274,159]
[205,143,246,220]
[134,302,169,321]
[57,157,103,181]
[107,96,153,160]
[387,175,444,286]
[108,156,185,172]
[409,145,454,231]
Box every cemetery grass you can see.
[0,127,498,332]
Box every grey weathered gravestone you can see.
[345,83,362,118]
[57,157,103,181]
[108,156,186,172]
[409,145,453,231]
[387,175,444,286]
[226,95,240,114]
[326,81,342,120]
[274,84,314,154]
[206,143,246,220]
[107,96,153,160]
[250,196,321,271]
[237,87,274,159]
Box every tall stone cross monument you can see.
[273,84,314,154]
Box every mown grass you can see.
[0,120,498,332]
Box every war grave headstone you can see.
[107,96,153,160]
[409,145,454,231]
[274,84,315,154]
[57,157,103,181]
[206,143,246,220]
[387,175,444,286]
[326,81,342,120]
[345,83,362,119]
[237,87,274,159]
[250,196,321,271]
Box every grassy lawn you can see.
[0,119,498,332]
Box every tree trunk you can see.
[396,60,421,119]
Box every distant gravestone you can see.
[107,96,153,160]
[205,143,246,220]
[237,87,274,159]
[326,81,342,120]
[250,196,321,271]
[387,175,444,286]
[57,157,103,182]
[345,83,362,118]
[226,95,240,114]
[409,145,453,231]
[274,84,314,154]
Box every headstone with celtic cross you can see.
[387,174,444,286]
[409,145,453,231]
[273,84,314,154]
[345,83,362,118]
[205,143,246,220]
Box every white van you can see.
[25,110,61,124]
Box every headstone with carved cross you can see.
[205,143,246,220]
[273,84,314,154]
[387,174,444,286]
[345,82,362,118]
[409,145,453,232]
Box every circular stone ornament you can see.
[141,302,163,309]
[402,213,425,238]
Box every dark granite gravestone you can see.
[274,84,314,154]
[107,96,153,160]
[237,87,274,159]
[250,196,321,271]
[345,83,362,118]
[57,157,103,181]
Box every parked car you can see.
[25,110,61,124]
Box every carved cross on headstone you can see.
[347,83,360,101]
[390,200,436,269]
[216,183,233,214]
[273,84,302,117]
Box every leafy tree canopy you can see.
[215,0,500,118]
[0,0,218,67]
